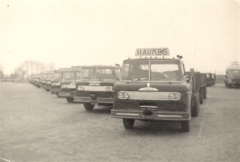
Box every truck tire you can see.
[199,90,203,104]
[181,121,190,132]
[56,93,59,97]
[192,94,200,117]
[123,119,135,129]
[66,97,74,103]
[227,84,231,88]
[203,87,207,99]
[84,103,94,111]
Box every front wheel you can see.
[203,87,207,99]
[181,121,190,132]
[191,94,200,117]
[123,119,135,129]
[66,97,74,103]
[84,103,94,111]
[199,90,203,104]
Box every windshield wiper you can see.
[159,71,170,79]
[127,78,147,83]
[132,78,147,81]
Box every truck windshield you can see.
[122,61,181,81]
[63,72,74,80]
[76,71,81,79]
[229,70,240,75]
[82,68,96,79]
[96,68,116,80]
[53,72,62,79]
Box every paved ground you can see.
[0,82,239,162]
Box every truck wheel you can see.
[181,121,190,132]
[203,87,207,99]
[191,94,200,117]
[199,90,203,104]
[66,97,74,103]
[123,119,135,129]
[84,103,94,111]
[56,93,59,97]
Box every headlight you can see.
[168,92,181,101]
[118,91,129,100]
[77,86,84,91]
[105,86,113,91]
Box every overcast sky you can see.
[0,0,239,75]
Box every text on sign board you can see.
[135,48,169,56]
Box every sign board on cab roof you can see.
[135,48,169,57]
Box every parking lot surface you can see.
[0,83,239,162]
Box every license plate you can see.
[140,115,155,120]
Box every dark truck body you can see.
[57,67,82,98]
[111,57,207,132]
[50,68,71,97]
[74,65,121,111]
[31,74,41,88]
[42,72,54,91]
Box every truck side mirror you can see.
[190,68,195,78]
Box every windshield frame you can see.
[81,67,97,80]
[53,72,62,79]
[121,60,183,82]
[96,67,116,80]
[63,71,75,80]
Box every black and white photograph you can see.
[0,0,239,162]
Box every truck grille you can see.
[114,100,186,111]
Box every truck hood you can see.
[114,81,190,92]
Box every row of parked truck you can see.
[29,48,215,132]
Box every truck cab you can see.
[50,70,64,94]
[58,66,82,102]
[74,65,121,111]
[224,62,240,88]
[44,72,54,91]
[111,48,201,132]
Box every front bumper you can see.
[46,84,51,90]
[74,96,113,104]
[228,80,240,85]
[111,110,190,121]
[50,87,60,93]
[59,91,73,98]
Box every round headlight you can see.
[168,92,181,101]
[118,91,129,99]
[78,86,84,91]
[105,86,113,91]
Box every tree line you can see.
[11,60,56,79]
